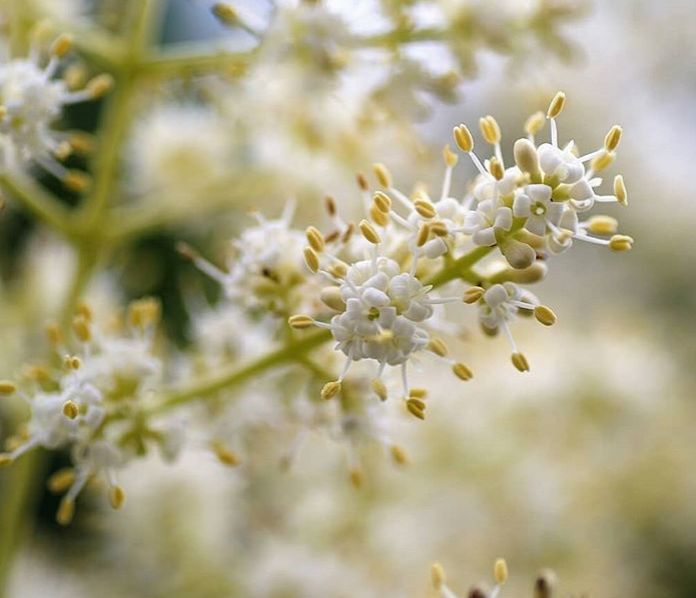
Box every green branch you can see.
[0,174,72,236]
[148,329,332,414]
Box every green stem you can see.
[426,245,494,287]
[0,174,72,236]
[148,329,332,414]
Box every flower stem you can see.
[148,329,332,414]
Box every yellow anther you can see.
[212,441,240,467]
[373,163,392,187]
[321,380,342,400]
[406,398,426,420]
[479,115,501,144]
[288,314,314,329]
[64,63,88,90]
[428,337,448,358]
[64,355,81,370]
[533,305,557,326]
[590,150,615,172]
[56,498,75,526]
[390,445,408,465]
[514,138,540,176]
[0,380,17,395]
[359,219,381,244]
[47,468,76,494]
[453,124,474,152]
[356,173,369,191]
[63,400,79,420]
[372,379,388,401]
[128,297,161,329]
[614,174,628,206]
[372,191,391,213]
[51,33,73,57]
[320,287,346,312]
[525,111,545,136]
[349,467,363,488]
[511,352,530,372]
[328,262,347,279]
[109,485,126,509]
[53,140,72,161]
[340,222,355,244]
[76,302,93,321]
[409,388,428,399]
[414,198,436,219]
[429,220,448,237]
[369,203,389,227]
[416,223,431,247]
[494,558,508,585]
[463,286,485,304]
[604,125,622,151]
[86,74,114,99]
[63,170,91,193]
[305,226,325,252]
[325,194,338,216]
[211,2,239,25]
[442,144,458,167]
[489,156,504,180]
[452,362,473,381]
[546,91,566,119]
[586,215,618,235]
[609,234,633,252]
[303,246,320,272]
[431,563,446,590]
[72,315,91,342]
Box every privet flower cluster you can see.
[0,300,171,525]
[286,92,631,418]
[0,28,112,189]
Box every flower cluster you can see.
[0,29,112,188]
[0,299,168,525]
[431,559,557,598]
[286,92,631,414]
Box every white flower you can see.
[127,104,233,198]
[461,198,513,246]
[0,35,111,180]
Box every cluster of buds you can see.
[431,559,557,598]
[0,28,112,189]
[286,92,631,408]
[0,299,165,525]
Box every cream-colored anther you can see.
[452,362,473,381]
[373,163,392,187]
[604,125,622,151]
[547,91,566,118]
[453,124,474,152]
[479,115,501,144]
[359,219,381,244]
[511,352,530,372]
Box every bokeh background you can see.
[1,0,696,597]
